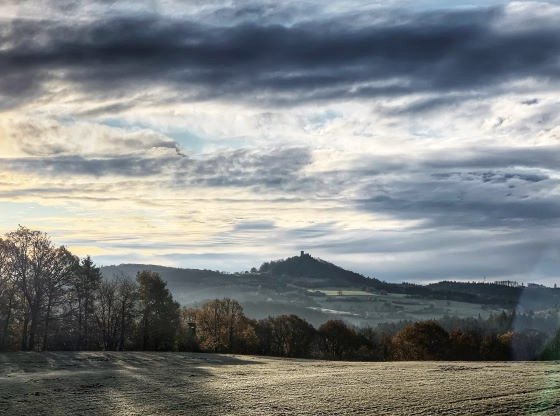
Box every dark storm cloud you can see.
[2,5,560,106]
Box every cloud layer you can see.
[2,4,560,107]
[1,0,560,283]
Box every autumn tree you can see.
[391,321,450,360]
[448,330,481,360]
[196,298,256,353]
[176,307,199,351]
[479,334,509,360]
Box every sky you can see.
[1,0,560,284]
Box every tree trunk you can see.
[84,296,91,349]
[77,298,83,350]
[1,294,14,350]
[21,313,29,350]
[142,312,149,350]
[42,297,53,351]
[119,302,127,351]
[28,307,39,351]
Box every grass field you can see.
[1,352,560,415]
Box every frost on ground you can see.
[1,352,560,415]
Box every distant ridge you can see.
[100,252,560,327]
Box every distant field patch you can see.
[311,289,374,296]
[307,306,359,316]
[304,287,502,326]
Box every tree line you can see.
[0,226,177,351]
[2,226,560,360]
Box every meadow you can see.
[1,352,559,415]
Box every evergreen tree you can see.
[136,270,179,350]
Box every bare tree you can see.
[95,279,118,350]
[115,276,137,351]
[318,320,360,360]
[259,315,315,357]
[0,238,18,350]
[4,226,75,350]
[95,275,138,350]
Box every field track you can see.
[1,352,560,415]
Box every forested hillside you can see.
[102,252,560,327]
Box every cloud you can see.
[2,3,560,108]
[175,147,312,189]
[233,220,276,231]
[5,138,559,246]
[2,155,177,177]
[521,98,539,106]
[1,144,312,188]
[422,146,560,171]
[2,139,560,281]
[338,146,560,229]
[0,117,183,157]
[305,226,560,281]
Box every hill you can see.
[101,252,560,327]
[258,251,381,288]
